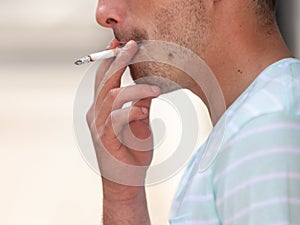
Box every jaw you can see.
[129,61,187,94]
[134,76,182,94]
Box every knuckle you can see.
[98,127,106,139]
[109,110,120,124]
[86,106,93,124]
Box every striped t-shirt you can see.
[169,58,300,225]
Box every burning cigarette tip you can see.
[74,56,92,65]
[74,48,119,66]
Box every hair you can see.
[253,0,278,26]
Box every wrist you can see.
[102,176,147,203]
[103,188,150,225]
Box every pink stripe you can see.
[226,122,300,147]
[224,197,300,225]
[183,194,214,202]
[213,147,300,183]
[217,173,300,206]
[243,103,260,116]
[261,89,283,109]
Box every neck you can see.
[202,21,292,110]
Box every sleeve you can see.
[213,112,300,225]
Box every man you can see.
[86,0,300,224]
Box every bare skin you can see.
[87,40,158,225]
[86,0,292,224]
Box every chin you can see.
[134,76,181,94]
[129,62,183,94]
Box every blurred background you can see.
[0,1,299,225]
[0,1,111,225]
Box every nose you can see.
[95,0,124,28]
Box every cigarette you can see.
[74,48,120,65]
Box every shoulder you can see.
[225,58,300,137]
[198,58,300,172]
[212,112,300,225]
[210,58,300,178]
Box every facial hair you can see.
[115,0,210,93]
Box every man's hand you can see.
[86,40,160,225]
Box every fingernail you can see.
[151,86,160,94]
[106,39,119,49]
[106,42,113,49]
[123,40,136,50]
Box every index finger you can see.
[95,40,139,103]
[94,39,121,92]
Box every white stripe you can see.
[217,173,300,206]
[213,147,300,183]
[243,103,260,116]
[258,76,286,86]
[226,109,235,117]
[183,194,214,203]
[226,122,300,148]
[174,169,212,204]
[223,197,300,225]
[227,122,239,133]
[195,169,212,179]
[261,89,284,109]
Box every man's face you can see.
[96,0,212,91]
